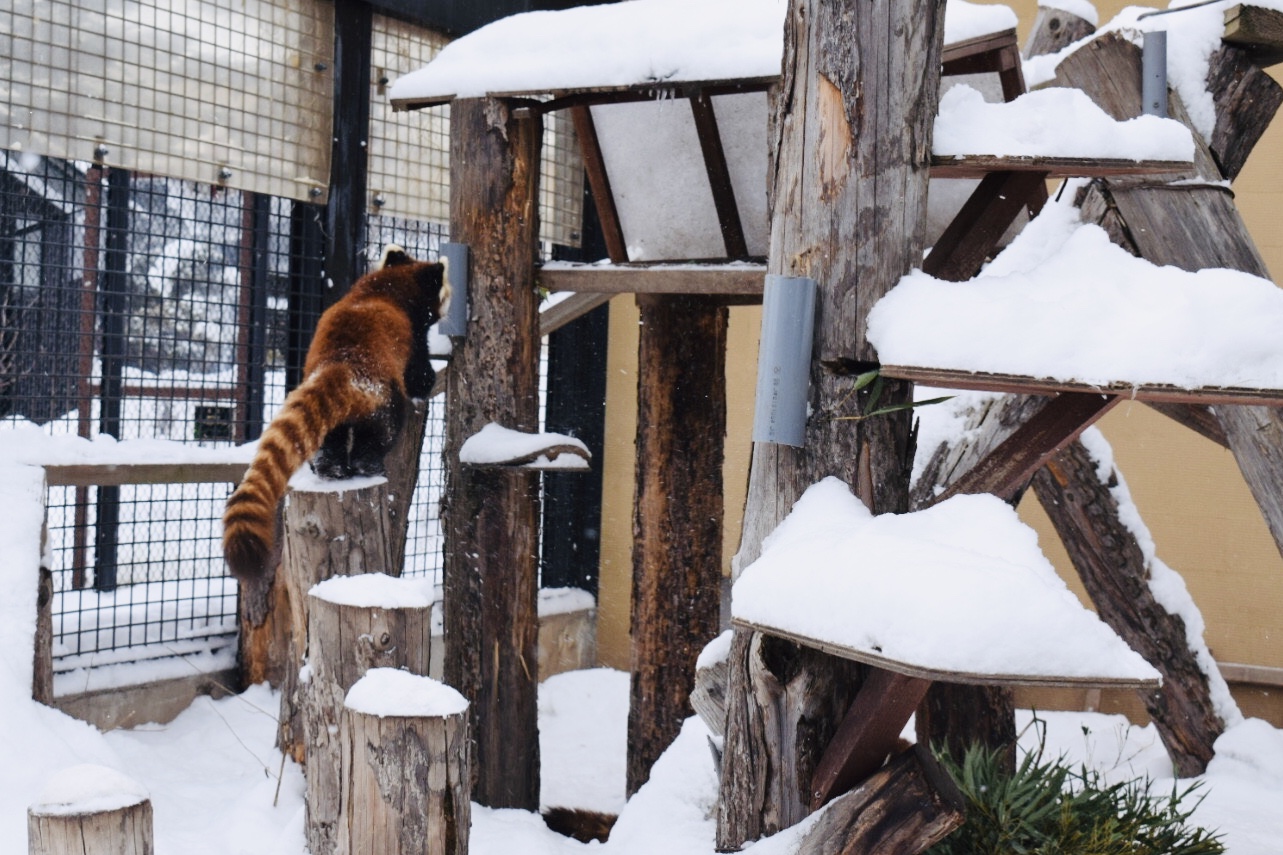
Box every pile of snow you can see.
[869,199,1283,392]
[459,422,590,469]
[345,668,468,718]
[733,478,1159,683]
[390,0,1024,103]
[934,84,1194,160]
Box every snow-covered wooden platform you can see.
[732,479,1160,690]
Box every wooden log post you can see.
[444,96,543,810]
[302,574,435,855]
[1023,5,1096,57]
[719,0,945,848]
[1032,439,1227,776]
[28,765,153,855]
[339,669,470,855]
[628,293,727,796]
[276,477,396,762]
[385,398,430,572]
[795,746,964,855]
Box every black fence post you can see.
[325,0,374,298]
[94,167,131,592]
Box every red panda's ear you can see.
[380,244,414,268]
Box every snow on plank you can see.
[459,422,590,470]
[868,212,1283,404]
[731,478,1160,688]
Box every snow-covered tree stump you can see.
[28,765,153,855]
[277,475,396,761]
[338,669,470,855]
[303,574,435,855]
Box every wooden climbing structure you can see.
[388,0,1283,850]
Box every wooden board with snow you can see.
[458,422,591,470]
[388,0,1018,108]
[867,208,1283,402]
[731,479,1160,689]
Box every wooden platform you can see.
[929,154,1193,180]
[539,262,766,296]
[732,617,1158,690]
[881,365,1283,407]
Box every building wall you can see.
[595,1,1283,725]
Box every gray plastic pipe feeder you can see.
[1142,31,1168,118]
[438,242,469,336]
[752,274,817,447]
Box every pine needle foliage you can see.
[925,738,1225,855]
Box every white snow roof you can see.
[388,0,1019,107]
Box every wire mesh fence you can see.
[5,2,584,693]
[2,158,463,691]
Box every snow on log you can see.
[28,765,152,855]
[339,669,470,855]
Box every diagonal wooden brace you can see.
[923,170,1050,282]
[933,391,1121,504]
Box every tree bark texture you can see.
[718,632,867,850]
[720,0,945,847]
[338,702,470,855]
[276,480,394,762]
[444,97,542,810]
[304,592,435,855]
[28,799,153,855]
[628,294,727,797]
[33,561,54,706]
[1032,440,1226,776]
[795,746,965,855]
[385,398,429,573]
[1205,45,1283,181]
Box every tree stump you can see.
[339,668,470,855]
[276,475,396,761]
[301,573,435,855]
[28,765,153,855]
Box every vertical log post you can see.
[628,293,727,796]
[719,0,945,848]
[302,574,435,855]
[277,477,396,762]
[444,97,543,810]
[28,765,153,855]
[339,669,470,855]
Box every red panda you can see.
[222,246,451,583]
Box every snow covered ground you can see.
[4,665,1283,854]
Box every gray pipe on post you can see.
[438,242,469,336]
[1142,30,1168,118]
[752,274,817,447]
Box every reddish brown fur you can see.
[222,249,448,582]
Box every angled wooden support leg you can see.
[923,170,1050,281]
[809,667,933,811]
[933,392,1121,504]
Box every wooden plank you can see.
[930,154,1191,179]
[1223,4,1283,65]
[462,443,590,470]
[880,365,1283,407]
[732,619,1160,690]
[539,262,765,295]
[933,391,1121,503]
[570,105,630,264]
[391,76,782,112]
[540,292,612,336]
[941,28,1019,67]
[44,462,249,487]
[689,93,749,259]
[809,669,932,809]
[923,170,1048,281]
